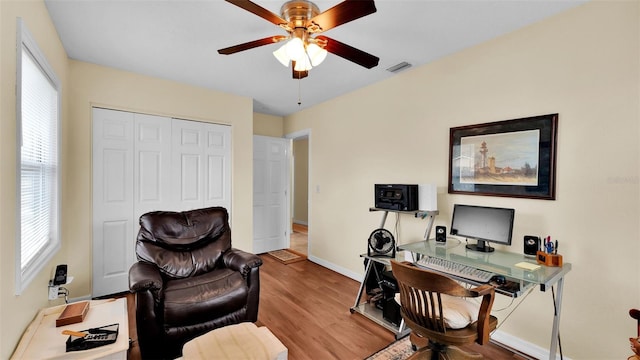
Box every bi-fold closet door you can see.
[92,107,231,297]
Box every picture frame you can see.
[448,114,558,200]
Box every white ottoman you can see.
[180,322,288,360]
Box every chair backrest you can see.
[390,260,495,345]
[631,309,640,337]
[135,207,232,279]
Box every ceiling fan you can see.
[217,0,380,79]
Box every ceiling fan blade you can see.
[225,0,287,26]
[309,0,376,32]
[316,35,379,69]
[292,61,309,79]
[218,35,287,55]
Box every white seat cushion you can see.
[394,293,479,329]
[180,322,288,360]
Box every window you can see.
[15,19,61,294]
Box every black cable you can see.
[551,286,563,360]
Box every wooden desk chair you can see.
[391,260,498,360]
[629,309,640,359]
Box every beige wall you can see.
[284,2,639,358]
[293,138,309,224]
[253,112,284,137]
[0,0,70,358]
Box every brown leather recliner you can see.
[128,207,263,359]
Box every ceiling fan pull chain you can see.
[297,78,302,106]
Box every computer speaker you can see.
[435,226,447,243]
[523,235,540,256]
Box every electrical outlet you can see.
[48,285,59,300]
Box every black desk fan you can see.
[367,228,395,258]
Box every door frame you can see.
[285,129,311,254]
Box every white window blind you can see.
[16,19,61,294]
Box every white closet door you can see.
[172,119,231,213]
[133,114,173,223]
[253,135,290,254]
[92,108,135,297]
[201,123,231,211]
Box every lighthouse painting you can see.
[459,129,540,186]
[448,113,557,200]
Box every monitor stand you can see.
[465,239,495,253]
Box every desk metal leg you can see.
[548,276,564,360]
[397,318,407,339]
[423,214,436,240]
[352,259,373,309]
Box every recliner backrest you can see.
[135,207,232,279]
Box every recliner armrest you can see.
[223,248,263,277]
[129,261,164,292]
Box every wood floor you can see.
[290,223,308,255]
[126,254,523,360]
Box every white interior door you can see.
[253,135,290,254]
[92,108,135,297]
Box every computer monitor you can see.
[450,204,515,253]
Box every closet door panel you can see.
[92,108,135,297]
[203,125,231,210]
[172,119,231,212]
[172,120,204,211]
[134,114,172,218]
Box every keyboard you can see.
[416,256,495,283]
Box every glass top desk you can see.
[399,239,571,360]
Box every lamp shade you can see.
[272,44,290,67]
[306,43,327,66]
[293,53,312,71]
[272,36,327,73]
[286,37,305,62]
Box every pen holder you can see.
[536,251,563,267]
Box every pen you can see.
[554,240,558,255]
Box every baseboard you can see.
[492,329,571,360]
[292,220,308,226]
[306,255,362,282]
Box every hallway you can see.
[290,223,307,255]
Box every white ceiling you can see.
[44,0,586,117]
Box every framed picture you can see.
[448,114,558,200]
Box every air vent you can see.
[386,62,412,73]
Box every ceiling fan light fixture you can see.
[293,53,312,71]
[306,43,327,66]
[285,37,306,62]
[273,44,290,67]
[218,0,380,80]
